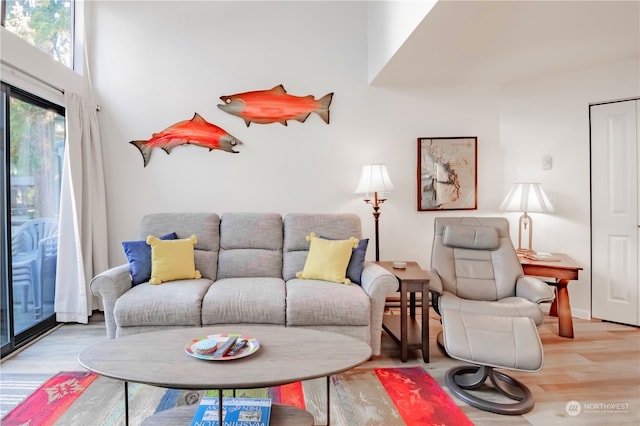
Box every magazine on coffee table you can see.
[190,391,271,426]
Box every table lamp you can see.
[499,182,554,254]
[354,164,394,261]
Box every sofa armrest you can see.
[359,262,399,356]
[516,275,555,304]
[90,264,132,338]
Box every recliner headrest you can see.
[442,225,500,250]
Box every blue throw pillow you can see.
[122,232,177,285]
[320,236,369,285]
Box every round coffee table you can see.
[78,325,372,425]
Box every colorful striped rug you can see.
[1,371,99,426]
[0,373,56,418]
[1,367,472,425]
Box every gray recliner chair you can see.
[429,217,555,415]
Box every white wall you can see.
[500,59,640,319]
[87,1,501,268]
[367,0,436,84]
[81,1,639,319]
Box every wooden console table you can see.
[519,253,583,338]
[374,261,430,362]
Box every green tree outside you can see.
[3,0,70,219]
[4,0,73,67]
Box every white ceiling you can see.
[371,0,640,86]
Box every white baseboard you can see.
[571,308,591,320]
[541,303,591,320]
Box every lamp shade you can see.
[499,183,555,213]
[354,164,394,195]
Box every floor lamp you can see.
[500,182,554,254]
[354,164,394,261]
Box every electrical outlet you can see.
[542,155,552,170]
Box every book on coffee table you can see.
[191,392,271,426]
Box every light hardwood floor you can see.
[1,309,639,425]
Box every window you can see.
[1,83,64,357]
[1,0,74,69]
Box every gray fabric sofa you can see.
[90,212,399,355]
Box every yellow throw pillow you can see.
[147,234,202,284]
[296,232,359,285]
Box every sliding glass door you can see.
[1,83,64,356]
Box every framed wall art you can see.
[417,137,477,211]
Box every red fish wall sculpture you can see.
[218,85,333,126]
[130,113,243,167]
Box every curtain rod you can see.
[1,59,101,111]
[1,59,64,93]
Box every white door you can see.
[591,100,639,326]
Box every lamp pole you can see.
[364,191,386,261]
[517,211,534,254]
[355,163,394,262]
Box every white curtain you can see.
[54,91,108,323]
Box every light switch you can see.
[543,155,552,170]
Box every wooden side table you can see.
[519,253,583,338]
[374,261,430,362]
